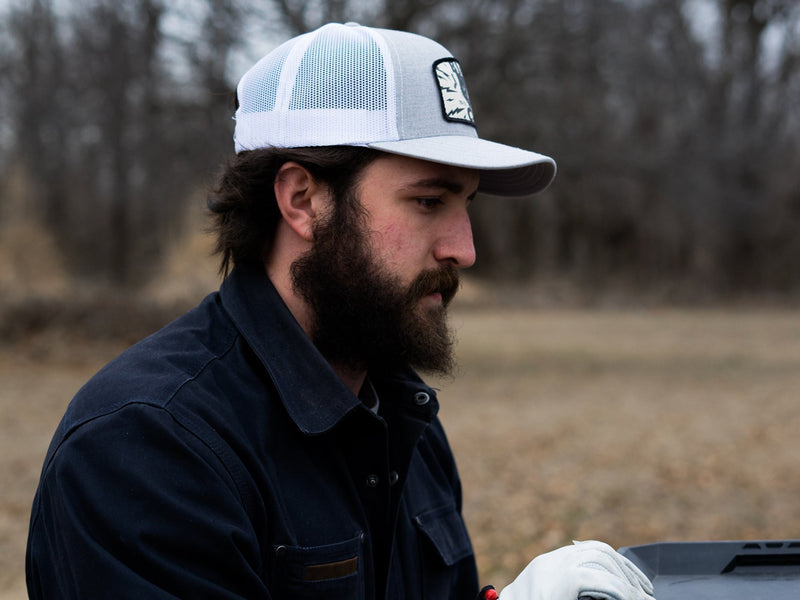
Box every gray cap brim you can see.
[367,135,556,196]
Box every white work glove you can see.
[499,540,655,600]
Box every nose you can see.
[434,208,476,269]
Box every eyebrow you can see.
[402,177,479,199]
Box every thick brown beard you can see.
[290,195,459,376]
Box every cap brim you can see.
[366,135,556,196]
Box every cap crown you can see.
[233,22,556,196]
[234,22,477,152]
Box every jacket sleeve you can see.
[26,402,269,600]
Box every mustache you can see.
[407,267,461,306]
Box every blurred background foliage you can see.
[0,0,799,303]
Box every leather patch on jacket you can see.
[303,556,359,581]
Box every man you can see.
[26,22,654,600]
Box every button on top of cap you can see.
[344,22,360,27]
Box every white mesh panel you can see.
[290,27,386,110]
[236,43,291,114]
[234,24,398,151]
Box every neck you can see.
[331,364,368,396]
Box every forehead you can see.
[357,153,480,195]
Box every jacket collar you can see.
[220,264,360,435]
[219,264,439,435]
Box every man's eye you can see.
[417,197,443,209]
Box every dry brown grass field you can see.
[2,305,800,598]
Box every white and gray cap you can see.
[234,22,556,196]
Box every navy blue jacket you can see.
[26,265,478,599]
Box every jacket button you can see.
[366,474,379,487]
[389,471,399,486]
[275,545,287,558]
[414,391,430,405]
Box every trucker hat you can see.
[234,22,556,196]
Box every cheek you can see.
[379,222,408,252]
[371,222,427,273]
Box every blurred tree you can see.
[6,0,67,226]
[702,0,800,292]
[3,0,239,284]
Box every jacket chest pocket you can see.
[414,504,475,597]
[271,533,365,599]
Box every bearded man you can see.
[26,22,655,600]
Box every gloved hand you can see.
[499,540,655,600]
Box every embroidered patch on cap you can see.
[433,58,475,126]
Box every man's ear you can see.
[274,161,327,242]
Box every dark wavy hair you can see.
[207,146,382,277]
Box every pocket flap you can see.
[414,504,474,566]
